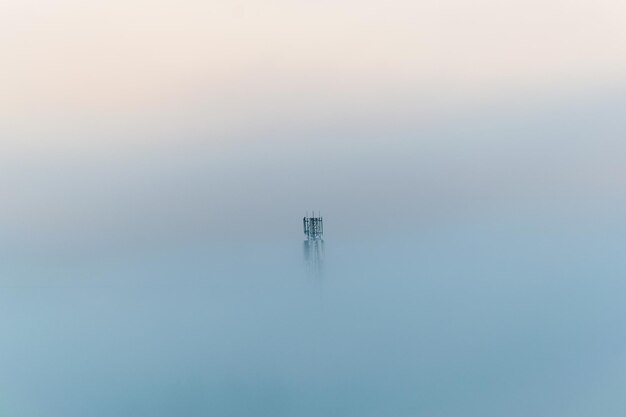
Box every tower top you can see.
[303,214,323,240]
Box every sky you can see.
[3,0,626,137]
[2,0,626,250]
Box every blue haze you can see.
[2,91,626,416]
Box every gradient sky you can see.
[2,0,626,247]
[3,0,626,133]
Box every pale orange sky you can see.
[2,0,626,148]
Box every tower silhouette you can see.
[303,213,324,276]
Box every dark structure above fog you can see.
[303,213,324,276]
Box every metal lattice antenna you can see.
[303,211,325,278]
